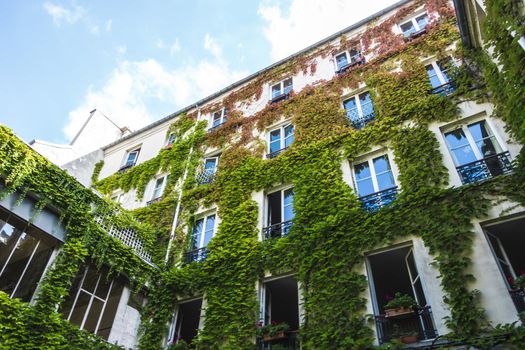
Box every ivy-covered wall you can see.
[1,0,525,349]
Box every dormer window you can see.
[267,124,294,159]
[343,92,375,129]
[335,48,364,73]
[119,148,140,172]
[270,78,293,103]
[399,14,429,39]
[209,108,228,132]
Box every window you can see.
[0,213,57,302]
[334,48,364,72]
[166,133,176,146]
[110,192,122,204]
[483,218,525,313]
[426,59,455,95]
[399,14,429,38]
[60,265,125,340]
[343,92,375,129]
[271,78,293,101]
[196,157,218,185]
[443,120,512,184]
[209,108,228,131]
[149,175,169,204]
[367,245,436,344]
[120,148,140,171]
[168,298,203,346]
[353,154,397,211]
[185,214,216,263]
[264,188,294,239]
[267,124,294,159]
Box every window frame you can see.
[191,213,217,250]
[122,147,140,168]
[399,13,429,37]
[334,48,362,71]
[166,133,176,146]
[425,58,455,88]
[209,108,227,129]
[151,175,169,200]
[343,91,374,123]
[265,186,295,227]
[270,77,293,100]
[351,152,397,197]
[267,123,294,158]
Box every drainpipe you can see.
[164,105,200,263]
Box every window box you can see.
[263,331,287,342]
[385,307,414,318]
[270,78,293,104]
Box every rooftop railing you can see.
[456,151,513,185]
[359,186,398,212]
[375,305,437,345]
[263,220,293,239]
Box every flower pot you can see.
[385,307,413,317]
[400,335,418,344]
[263,331,287,341]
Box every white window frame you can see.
[110,191,123,203]
[167,297,204,345]
[123,147,140,168]
[265,185,294,227]
[151,175,169,200]
[267,123,294,157]
[334,48,361,71]
[209,108,227,129]
[192,213,217,250]
[270,77,293,99]
[442,118,506,166]
[425,58,456,87]
[343,91,373,120]
[399,13,429,37]
[203,156,219,173]
[351,152,397,197]
[65,266,121,336]
[166,132,176,146]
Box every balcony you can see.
[146,197,162,206]
[336,55,366,74]
[456,151,513,185]
[196,169,216,185]
[509,289,525,313]
[349,112,376,130]
[375,306,437,345]
[257,331,299,350]
[430,81,455,96]
[359,187,398,212]
[183,247,208,263]
[263,220,293,239]
[267,147,289,159]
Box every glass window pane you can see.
[283,78,293,94]
[355,162,371,180]
[191,219,204,250]
[60,267,86,319]
[416,14,428,29]
[126,151,138,166]
[400,21,415,36]
[84,298,104,333]
[437,59,452,83]
[94,274,112,300]
[468,121,502,156]
[426,65,442,88]
[336,53,348,69]
[359,92,374,116]
[283,189,294,221]
[0,233,39,297]
[376,173,395,191]
[81,267,100,294]
[271,84,281,98]
[12,237,55,302]
[355,162,374,196]
[444,129,469,149]
[0,222,22,268]
[349,49,360,61]
[204,158,217,170]
[284,125,294,148]
[69,291,91,326]
[373,155,391,174]
[96,281,124,340]
[344,97,360,121]
[202,215,215,247]
[445,129,477,165]
[270,129,282,152]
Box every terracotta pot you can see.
[400,335,418,344]
[263,331,287,341]
[385,307,414,317]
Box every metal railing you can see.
[375,306,437,345]
[404,27,427,41]
[118,163,134,173]
[430,81,455,96]
[456,151,513,185]
[95,216,153,265]
[257,331,299,350]
[146,197,163,206]
[509,289,525,313]
[263,220,293,239]
[336,55,366,74]
[183,247,208,263]
[359,187,398,212]
[267,147,289,159]
[349,112,376,130]
[196,169,216,185]
[208,122,226,132]
[271,92,290,104]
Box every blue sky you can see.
[0,0,398,144]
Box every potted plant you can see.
[513,274,525,290]
[384,293,417,317]
[256,320,290,341]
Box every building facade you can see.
[1,0,525,349]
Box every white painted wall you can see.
[108,286,143,349]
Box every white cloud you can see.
[116,45,127,55]
[105,19,112,32]
[258,0,400,60]
[63,46,247,140]
[169,39,181,56]
[43,2,85,26]
[204,33,222,58]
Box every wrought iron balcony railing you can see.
[375,305,437,345]
[271,92,290,104]
[263,220,293,239]
[267,147,289,159]
[349,112,376,130]
[456,151,513,185]
[509,289,525,313]
[146,197,162,206]
[336,55,366,74]
[183,247,208,264]
[430,81,456,96]
[196,169,216,185]
[208,122,226,133]
[359,186,398,212]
